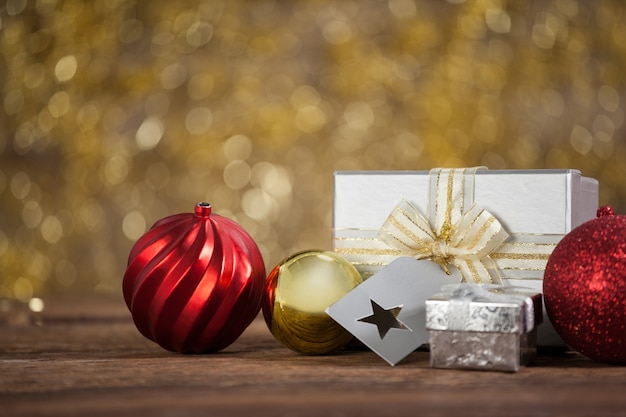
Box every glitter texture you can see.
[543,206,626,364]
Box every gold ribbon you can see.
[377,167,509,284]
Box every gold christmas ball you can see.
[262,250,363,355]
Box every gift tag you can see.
[326,257,461,365]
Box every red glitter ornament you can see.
[123,202,266,353]
[544,206,626,363]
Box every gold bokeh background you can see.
[1,0,625,301]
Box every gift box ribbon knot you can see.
[378,167,508,284]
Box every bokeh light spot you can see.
[136,118,164,150]
[104,155,130,186]
[10,172,31,200]
[122,210,146,240]
[48,91,71,118]
[290,85,321,109]
[570,125,593,155]
[223,135,252,161]
[241,188,276,221]
[160,63,187,90]
[6,0,27,16]
[41,215,63,244]
[598,85,620,112]
[295,105,326,133]
[388,0,417,19]
[79,199,106,232]
[322,20,352,45]
[186,22,214,47]
[185,107,213,135]
[224,160,251,190]
[54,55,78,83]
[485,8,511,34]
[22,200,43,229]
[343,102,374,131]
[28,297,44,313]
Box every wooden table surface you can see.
[1,295,625,417]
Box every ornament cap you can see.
[597,205,614,218]
[195,202,212,218]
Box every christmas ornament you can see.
[123,202,266,353]
[544,206,626,363]
[262,250,363,355]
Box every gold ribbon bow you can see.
[377,168,509,284]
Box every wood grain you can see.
[1,295,625,417]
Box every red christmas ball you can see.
[544,206,626,363]
[123,202,266,353]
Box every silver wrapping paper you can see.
[429,328,537,372]
[426,284,542,372]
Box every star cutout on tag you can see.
[326,257,462,365]
[357,299,410,339]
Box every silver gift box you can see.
[426,284,543,372]
[333,169,598,346]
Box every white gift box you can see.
[332,169,598,346]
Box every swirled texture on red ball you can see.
[543,210,626,363]
[123,203,266,353]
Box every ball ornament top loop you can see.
[597,205,615,217]
[194,202,212,217]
